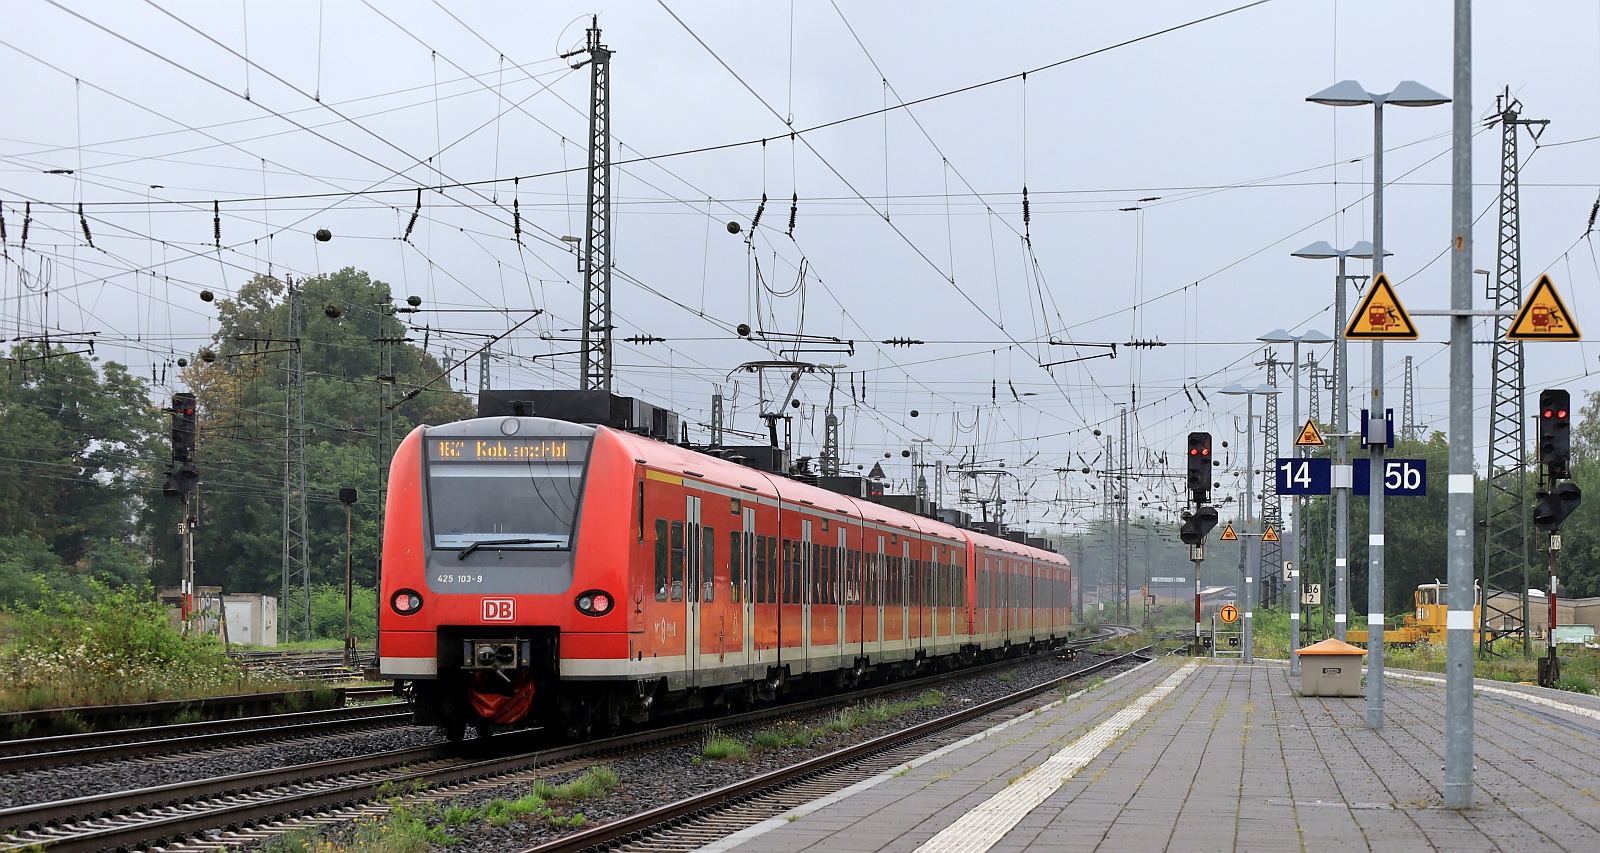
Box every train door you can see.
[801,519,813,668]
[838,526,850,664]
[901,539,912,659]
[685,495,703,685]
[873,534,885,661]
[741,507,755,675]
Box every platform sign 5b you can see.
[1275,457,1426,496]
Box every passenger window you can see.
[767,537,778,604]
[670,521,685,602]
[702,527,715,602]
[654,519,669,601]
[755,534,768,603]
[729,530,742,603]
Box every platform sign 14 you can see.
[1275,457,1426,496]
[1276,458,1331,495]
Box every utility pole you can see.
[574,18,614,392]
[478,346,491,394]
[281,277,311,642]
[1480,89,1547,658]
[711,387,726,448]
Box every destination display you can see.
[427,437,591,463]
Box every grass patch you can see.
[750,690,945,752]
[700,729,748,761]
[995,671,1017,683]
[534,765,620,802]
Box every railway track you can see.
[514,646,1155,853]
[0,702,410,774]
[0,633,1129,853]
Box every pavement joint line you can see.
[694,657,1164,853]
[909,662,1198,853]
[1388,671,1600,724]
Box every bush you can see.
[310,583,377,644]
[0,580,253,710]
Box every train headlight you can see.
[391,589,424,615]
[575,589,614,616]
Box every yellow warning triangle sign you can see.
[1507,273,1581,341]
[1294,419,1325,447]
[1345,273,1418,340]
[1262,526,1280,543]
[1219,523,1238,541]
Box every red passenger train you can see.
[378,403,1075,739]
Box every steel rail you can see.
[515,648,1156,853]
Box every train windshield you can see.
[425,436,592,550]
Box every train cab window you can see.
[426,437,590,552]
[702,527,715,603]
[669,521,685,602]
[654,519,669,601]
[729,531,742,602]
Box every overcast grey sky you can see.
[4,1,1598,533]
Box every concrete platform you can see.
[704,657,1600,853]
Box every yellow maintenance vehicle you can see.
[1347,583,1485,646]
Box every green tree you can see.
[181,268,472,599]
[1551,391,1600,597]
[0,344,163,604]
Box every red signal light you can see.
[1559,409,1569,418]
[1544,409,1554,418]
[1202,448,1210,456]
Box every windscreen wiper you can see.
[456,538,562,560]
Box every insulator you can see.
[403,189,421,242]
[1022,186,1031,225]
[750,193,767,231]
[1589,198,1599,232]
[512,198,521,243]
[0,202,7,253]
[787,192,798,234]
[78,203,93,248]
[20,201,30,251]
[213,201,221,247]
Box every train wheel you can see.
[444,718,467,742]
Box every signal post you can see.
[1533,389,1581,687]
[1181,432,1219,655]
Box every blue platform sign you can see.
[1353,458,1427,496]
[1274,457,1426,496]
[1275,457,1331,495]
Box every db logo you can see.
[481,598,515,621]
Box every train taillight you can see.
[576,590,615,616]
[391,589,424,615]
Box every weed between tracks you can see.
[260,767,619,852]
[721,689,946,759]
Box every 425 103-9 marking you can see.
[435,574,486,584]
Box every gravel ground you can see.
[0,723,444,809]
[253,651,1139,853]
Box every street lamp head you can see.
[1252,384,1281,396]
[1307,80,1374,106]
[1386,80,1451,108]
[1258,328,1293,344]
[1291,239,1388,260]
[1219,383,1251,396]
[1299,328,1334,345]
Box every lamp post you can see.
[1258,329,1333,675]
[1291,241,1382,646]
[1220,383,1280,664]
[1309,79,1449,730]
[339,487,359,667]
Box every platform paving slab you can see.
[704,656,1600,853]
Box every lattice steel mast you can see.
[280,278,311,641]
[1116,407,1131,624]
[575,19,614,392]
[1402,355,1418,441]
[1258,350,1284,606]
[1479,90,1547,657]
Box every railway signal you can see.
[1539,388,1571,478]
[1533,482,1582,532]
[1179,506,1219,545]
[170,392,197,462]
[1186,432,1212,504]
